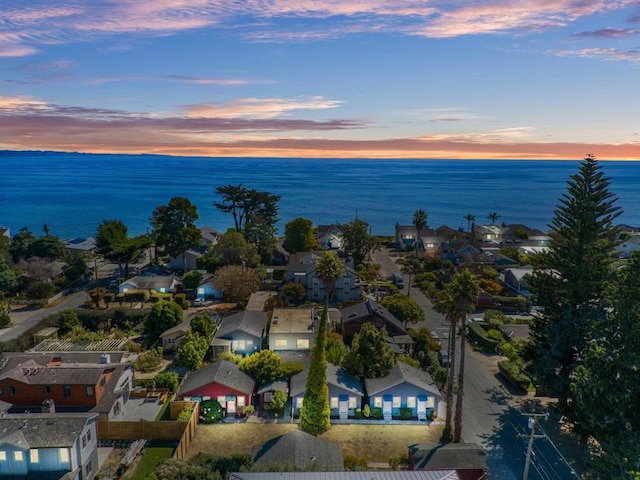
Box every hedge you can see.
[498,360,532,391]
[468,322,500,351]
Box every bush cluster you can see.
[498,360,531,391]
[468,322,500,351]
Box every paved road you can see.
[1,291,88,343]
[370,248,578,480]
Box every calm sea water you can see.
[0,152,638,239]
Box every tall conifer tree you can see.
[529,154,620,412]
[299,306,331,435]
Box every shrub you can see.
[244,405,254,415]
[468,322,500,351]
[398,407,414,420]
[280,361,305,378]
[177,403,194,421]
[487,329,504,342]
[389,453,411,470]
[498,360,531,391]
[362,404,370,418]
[371,407,383,420]
[153,372,179,392]
[200,400,224,423]
[344,454,368,471]
[136,347,164,373]
[265,390,288,414]
[397,355,420,368]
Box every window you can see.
[296,339,309,349]
[9,386,16,396]
[393,396,401,408]
[60,448,69,463]
[63,385,72,398]
[407,396,416,408]
[348,397,357,408]
[30,450,39,463]
[0,451,6,461]
[100,376,106,388]
[232,340,246,351]
[237,396,245,407]
[85,460,92,476]
[246,340,253,347]
[426,397,435,408]
[374,397,382,408]
[296,397,303,408]
[82,434,87,448]
[330,397,338,409]
[44,386,51,395]
[167,338,175,344]
[264,392,272,402]
[274,339,287,349]
[14,451,23,461]
[86,385,95,398]
[217,396,226,405]
[87,429,92,442]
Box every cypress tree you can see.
[299,306,331,435]
[529,155,621,412]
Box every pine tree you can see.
[571,252,640,478]
[529,154,621,412]
[299,306,331,435]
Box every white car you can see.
[468,317,483,323]
[192,298,205,306]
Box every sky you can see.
[1,1,640,160]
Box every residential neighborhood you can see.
[0,160,636,480]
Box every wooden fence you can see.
[96,401,199,460]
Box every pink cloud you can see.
[181,97,343,119]
[552,47,640,61]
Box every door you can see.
[339,395,349,420]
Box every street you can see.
[371,248,580,480]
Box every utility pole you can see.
[521,412,548,480]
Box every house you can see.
[168,226,220,271]
[62,237,97,255]
[501,265,534,296]
[176,360,254,416]
[0,353,133,422]
[474,224,502,245]
[117,274,179,294]
[395,224,442,253]
[250,430,344,471]
[159,319,191,352]
[364,361,441,421]
[409,443,487,480]
[212,310,268,357]
[0,412,99,480]
[317,224,344,250]
[0,226,10,238]
[268,307,316,354]
[256,380,288,408]
[290,362,363,420]
[194,271,223,300]
[284,252,362,304]
[340,299,407,345]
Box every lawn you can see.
[186,423,443,464]
[124,440,176,480]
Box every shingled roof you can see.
[251,430,344,471]
[178,360,255,396]
[216,311,267,340]
[290,362,363,397]
[409,443,487,472]
[0,413,96,449]
[365,361,441,397]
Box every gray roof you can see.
[340,300,407,335]
[231,472,460,480]
[215,311,268,340]
[409,443,487,471]
[257,380,288,395]
[178,360,255,396]
[290,362,363,397]
[160,319,191,338]
[0,352,127,371]
[365,362,441,398]
[251,430,344,471]
[121,274,176,290]
[0,413,96,449]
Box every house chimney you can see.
[100,354,111,364]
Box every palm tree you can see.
[487,212,500,225]
[434,269,480,443]
[315,251,345,307]
[463,213,475,233]
[413,209,427,256]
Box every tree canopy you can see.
[314,251,345,306]
[344,322,394,378]
[529,155,621,412]
[212,265,260,308]
[284,217,316,253]
[380,293,424,328]
[151,197,201,269]
[342,218,379,261]
[144,300,184,340]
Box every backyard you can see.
[185,423,444,465]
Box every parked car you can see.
[468,317,483,323]
[193,298,205,306]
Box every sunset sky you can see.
[2,1,640,160]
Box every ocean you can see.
[1,152,638,239]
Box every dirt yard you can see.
[186,423,444,464]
